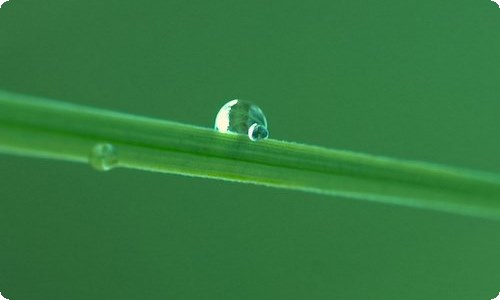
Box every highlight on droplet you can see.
[0,291,9,300]
[0,0,10,9]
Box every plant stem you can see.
[1,89,500,220]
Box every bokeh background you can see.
[1,1,500,299]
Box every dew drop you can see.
[214,99,269,141]
[89,143,118,171]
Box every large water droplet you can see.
[214,99,269,141]
[89,143,118,171]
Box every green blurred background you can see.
[1,0,500,299]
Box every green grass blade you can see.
[1,90,500,219]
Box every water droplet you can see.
[214,99,269,141]
[89,143,118,171]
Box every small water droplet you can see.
[89,143,118,171]
[214,99,269,141]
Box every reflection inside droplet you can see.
[248,123,269,141]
